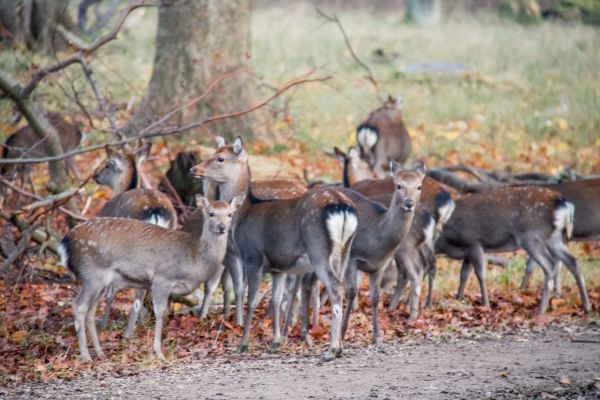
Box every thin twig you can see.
[315,6,382,102]
[23,188,82,211]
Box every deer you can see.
[356,95,411,177]
[435,186,590,314]
[93,143,178,338]
[59,196,242,361]
[181,136,307,325]
[190,137,358,361]
[1,112,82,189]
[336,147,455,319]
[520,178,600,295]
[159,151,205,211]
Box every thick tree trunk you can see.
[0,0,73,53]
[126,0,271,142]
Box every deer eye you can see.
[217,157,225,163]
[396,184,403,190]
[208,212,215,217]
[417,186,422,191]
[228,213,232,217]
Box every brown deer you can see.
[159,151,205,210]
[436,186,590,314]
[520,178,600,294]
[190,137,358,361]
[356,95,411,177]
[336,147,455,319]
[333,146,376,186]
[1,112,82,186]
[59,197,242,361]
[181,136,306,325]
[94,143,178,337]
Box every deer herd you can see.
[1,95,598,362]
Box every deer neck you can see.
[379,192,414,240]
[113,161,139,195]
[216,162,250,202]
[197,222,228,264]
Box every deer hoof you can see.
[270,342,280,353]
[238,344,249,353]
[80,353,92,362]
[320,350,335,363]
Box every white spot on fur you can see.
[415,286,422,296]
[357,127,378,150]
[332,304,341,317]
[133,299,141,312]
[548,279,555,292]
[58,242,69,267]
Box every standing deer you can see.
[190,137,358,361]
[520,178,600,294]
[1,112,82,187]
[356,95,411,177]
[436,186,590,314]
[182,136,306,324]
[59,197,242,361]
[94,143,178,337]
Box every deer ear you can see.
[387,94,395,103]
[413,160,426,176]
[135,143,152,164]
[230,194,245,210]
[196,195,210,210]
[348,147,359,159]
[389,159,401,174]
[232,136,248,161]
[215,135,227,148]
[333,147,346,162]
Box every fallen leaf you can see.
[559,375,571,385]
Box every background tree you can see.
[126,0,272,142]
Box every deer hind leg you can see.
[239,259,263,353]
[424,246,437,308]
[73,281,103,361]
[301,273,318,347]
[389,254,409,311]
[469,245,489,307]
[340,258,358,343]
[282,275,301,340]
[220,270,233,317]
[368,267,386,349]
[522,241,556,314]
[124,289,146,339]
[270,272,287,351]
[405,256,423,321]
[225,248,245,326]
[549,241,590,313]
[456,258,473,301]
[151,285,170,360]
[520,258,537,291]
[86,288,107,358]
[310,279,320,327]
[100,285,116,330]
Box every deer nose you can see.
[217,223,227,234]
[404,199,415,211]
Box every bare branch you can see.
[315,6,382,102]
[0,71,332,165]
[23,188,82,211]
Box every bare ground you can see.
[3,323,600,400]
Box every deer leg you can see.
[340,259,358,342]
[196,264,225,319]
[520,257,537,291]
[550,243,590,313]
[310,279,320,327]
[221,270,233,317]
[368,268,385,350]
[300,273,317,347]
[406,256,423,321]
[86,288,106,359]
[456,258,473,300]
[239,261,263,353]
[425,247,436,308]
[225,248,245,326]
[553,262,563,297]
[522,242,556,314]
[123,289,145,339]
[73,281,100,361]
[282,274,301,340]
[389,254,409,310]
[151,286,170,361]
[469,245,489,307]
[270,272,286,351]
[100,285,116,330]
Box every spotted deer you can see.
[94,144,177,337]
[337,147,455,319]
[436,186,590,314]
[520,178,600,295]
[190,137,358,361]
[182,136,306,325]
[59,197,242,361]
[356,95,411,177]
[1,112,82,187]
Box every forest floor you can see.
[4,323,600,400]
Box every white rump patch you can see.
[553,201,575,239]
[58,242,69,267]
[147,214,170,228]
[326,211,358,247]
[438,200,456,227]
[423,216,435,249]
[357,127,378,150]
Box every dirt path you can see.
[6,325,600,399]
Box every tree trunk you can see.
[126,0,271,142]
[0,0,73,53]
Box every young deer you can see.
[59,197,242,361]
[182,136,306,325]
[94,144,177,337]
[338,161,425,346]
[520,178,600,294]
[356,95,411,177]
[1,112,82,185]
[190,137,358,361]
[436,186,590,314]
[337,147,455,318]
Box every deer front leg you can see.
[456,258,473,301]
[195,264,225,319]
[282,275,301,341]
[225,249,245,326]
[340,260,358,341]
[124,289,145,339]
[100,285,116,330]
[520,257,537,291]
[221,270,232,316]
[151,286,170,361]
[368,268,385,350]
[389,255,409,310]
[469,245,489,307]
[270,272,287,351]
[239,261,263,353]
